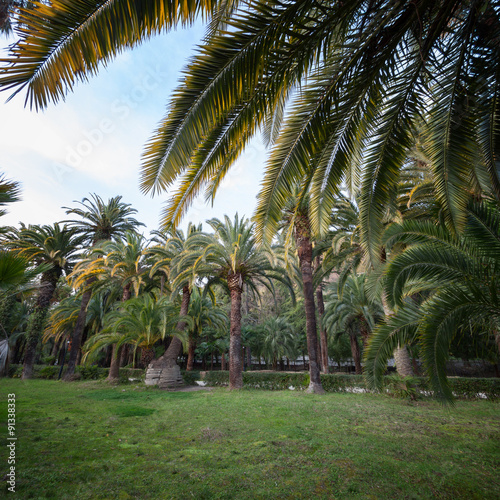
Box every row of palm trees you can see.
[1,1,499,402]
[1,173,498,399]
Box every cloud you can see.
[0,22,266,234]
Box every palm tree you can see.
[144,223,205,387]
[258,317,299,371]
[82,294,186,369]
[70,231,147,381]
[364,200,500,401]
[2,2,497,255]
[4,223,82,378]
[192,214,294,389]
[323,274,384,374]
[63,194,143,244]
[184,287,227,371]
[278,192,325,392]
[0,174,21,219]
[43,290,112,364]
[62,194,143,379]
[0,0,31,34]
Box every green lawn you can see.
[1,380,499,499]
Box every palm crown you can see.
[63,194,144,245]
[1,1,498,256]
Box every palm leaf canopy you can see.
[184,213,295,299]
[1,1,499,260]
[3,223,83,274]
[63,193,144,245]
[365,200,500,402]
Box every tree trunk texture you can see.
[350,333,362,375]
[51,337,62,359]
[107,344,122,382]
[359,319,370,348]
[228,274,243,389]
[140,347,155,368]
[63,281,94,380]
[23,269,61,379]
[119,344,129,367]
[221,352,226,371]
[186,334,196,371]
[0,295,17,338]
[393,345,414,377]
[145,286,191,388]
[107,284,132,382]
[295,216,324,393]
[381,292,413,377]
[315,280,329,374]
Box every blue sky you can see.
[0,22,266,235]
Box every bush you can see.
[200,371,500,400]
[37,366,59,379]
[77,366,108,380]
[383,374,423,400]
[202,371,365,392]
[243,372,309,390]
[202,371,229,386]
[118,368,145,384]
[448,377,500,401]
[8,364,23,378]
[181,370,201,385]
[320,374,367,393]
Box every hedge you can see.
[201,371,367,393]
[5,364,499,400]
[7,364,145,383]
[200,371,499,400]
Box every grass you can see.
[1,380,499,499]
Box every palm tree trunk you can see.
[186,334,196,371]
[119,344,129,367]
[221,352,226,371]
[393,345,414,377]
[228,274,243,389]
[23,269,60,379]
[145,286,190,388]
[350,333,362,375]
[381,293,413,376]
[51,337,62,359]
[316,281,329,374]
[63,282,93,380]
[107,343,122,382]
[295,217,324,393]
[107,284,132,382]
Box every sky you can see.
[0,22,267,236]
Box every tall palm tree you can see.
[144,223,205,387]
[63,194,143,245]
[70,231,147,381]
[4,223,82,378]
[62,194,143,379]
[364,200,500,402]
[2,2,497,256]
[193,214,294,389]
[279,192,325,392]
